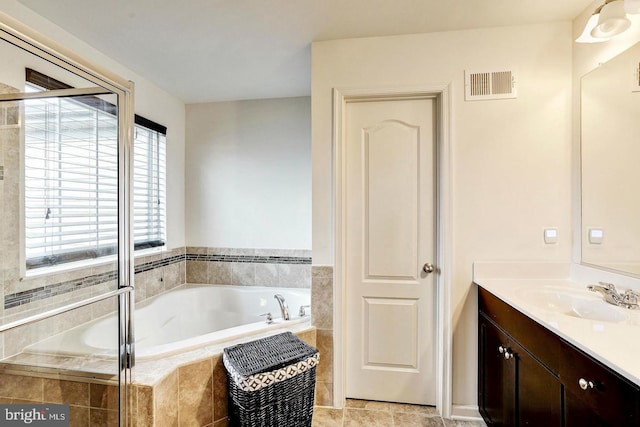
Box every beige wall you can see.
[185,97,311,250]
[312,22,573,407]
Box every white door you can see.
[345,97,437,405]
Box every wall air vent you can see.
[465,69,517,101]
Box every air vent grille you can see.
[465,69,517,101]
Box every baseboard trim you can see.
[450,404,483,421]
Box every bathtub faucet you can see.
[299,305,310,317]
[274,294,290,320]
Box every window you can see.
[24,69,166,270]
[132,117,166,250]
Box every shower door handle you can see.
[422,263,435,274]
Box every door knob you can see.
[423,263,435,274]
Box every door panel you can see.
[363,297,418,369]
[345,97,436,404]
[364,121,419,279]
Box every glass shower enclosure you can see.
[0,14,134,426]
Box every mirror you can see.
[581,42,640,276]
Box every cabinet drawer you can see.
[478,287,559,373]
[561,340,640,426]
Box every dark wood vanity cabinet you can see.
[478,287,640,427]
[479,311,562,426]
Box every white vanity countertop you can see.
[473,262,640,387]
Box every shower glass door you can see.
[0,16,134,427]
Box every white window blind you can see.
[24,70,166,270]
[133,124,166,249]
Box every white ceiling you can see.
[18,0,592,104]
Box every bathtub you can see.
[24,284,311,360]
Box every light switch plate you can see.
[544,228,558,244]
[589,228,604,244]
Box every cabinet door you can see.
[561,341,640,427]
[479,315,516,427]
[565,390,609,427]
[515,339,562,427]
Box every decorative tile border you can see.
[4,271,118,309]
[4,254,186,310]
[135,254,185,273]
[3,251,310,309]
[185,254,311,264]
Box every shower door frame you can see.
[0,12,136,426]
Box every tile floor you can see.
[312,400,488,427]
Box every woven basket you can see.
[223,332,319,427]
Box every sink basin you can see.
[516,286,628,323]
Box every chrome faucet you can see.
[622,290,640,308]
[587,282,640,309]
[274,294,290,320]
[299,305,311,317]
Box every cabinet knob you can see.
[498,345,513,359]
[578,378,595,390]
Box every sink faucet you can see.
[588,282,623,306]
[274,294,290,320]
[587,282,640,309]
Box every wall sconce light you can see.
[576,6,609,43]
[577,0,638,43]
[592,0,631,37]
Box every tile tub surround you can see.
[186,247,312,288]
[129,325,317,427]
[0,371,122,426]
[1,247,310,365]
[1,247,186,360]
[2,247,186,313]
[0,325,316,426]
[312,265,333,406]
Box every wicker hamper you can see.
[223,332,320,427]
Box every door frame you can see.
[332,85,453,417]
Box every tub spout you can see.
[274,294,290,320]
